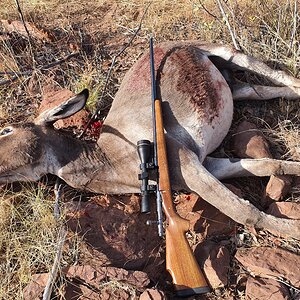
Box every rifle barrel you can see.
[150,36,158,168]
[150,36,157,101]
[150,36,163,237]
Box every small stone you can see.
[64,282,100,300]
[235,247,300,287]
[175,193,236,238]
[139,288,166,300]
[265,174,292,201]
[63,265,150,289]
[267,201,300,219]
[1,20,50,41]
[64,200,162,272]
[233,121,272,159]
[195,241,230,289]
[23,273,49,300]
[64,281,132,299]
[245,277,290,300]
[100,287,130,300]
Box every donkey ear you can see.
[35,89,89,126]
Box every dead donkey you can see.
[0,41,300,239]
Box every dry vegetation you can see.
[0,183,59,298]
[0,0,299,299]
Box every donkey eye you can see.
[0,127,13,136]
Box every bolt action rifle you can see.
[137,37,210,297]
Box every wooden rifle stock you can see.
[154,100,210,296]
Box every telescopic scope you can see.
[137,139,152,213]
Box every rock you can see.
[195,241,230,289]
[265,174,292,201]
[63,265,150,289]
[233,121,272,159]
[63,265,149,299]
[139,288,166,300]
[175,193,236,238]
[267,201,300,219]
[245,277,290,300]
[38,84,88,129]
[23,273,49,300]
[23,266,149,300]
[99,288,129,300]
[235,247,300,287]
[64,282,100,300]
[232,121,292,202]
[0,19,51,42]
[64,281,131,299]
[64,199,163,278]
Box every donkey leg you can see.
[199,44,300,87]
[178,150,300,239]
[203,157,300,180]
[232,83,300,100]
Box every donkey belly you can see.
[159,46,233,161]
[104,43,233,162]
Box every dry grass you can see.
[0,0,299,298]
[0,184,59,299]
[265,119,300,161]
[0,183,87,299]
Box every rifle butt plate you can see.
[176,286,211,297]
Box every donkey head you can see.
[0,89,89,185]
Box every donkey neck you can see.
[46,129,140,194]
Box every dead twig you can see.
[0,70,31,86]
[42,179,66,300]
[42,226,67,300]
[40,52,79,71]
[53,178,63,220]
[288,0,298,56]
[215,0,240,50]
[198,0,222,24]
[14,0,36,67]
[0,52,79,86]
[79,2,152,138]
